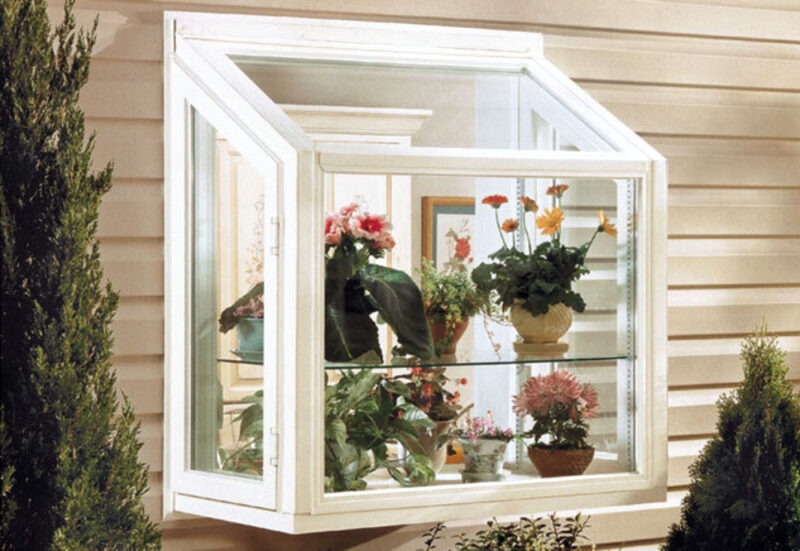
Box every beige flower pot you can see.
[510,300,572,352]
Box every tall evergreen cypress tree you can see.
[0,0,161,548]
[663,324,800,551]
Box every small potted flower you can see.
[418,258,487,356]
[456,411,514,483]
[471,187,617,352]
[513,369,599,477]
[388,366,470,473]
[218,282,264,358]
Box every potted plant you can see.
[387,367,471,472]
[325,370,436,492]
[325,202,434,363]
[471,187,616,352]
[456,411,515,483]
[219,390,264,474]
[418,258,487,356]
[218,282,264,358]
[513,369,599,477]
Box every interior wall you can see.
[65,0,800,549]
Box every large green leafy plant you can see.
[663,324,800,550]
[325,202,434,362]
[0,0,160,547]
[472,188,616,316]
[325,370,436,492]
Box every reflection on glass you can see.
[234,60,615,152]
[190,108,266,479]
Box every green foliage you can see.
[472,239,590,317]
[219,391,264,474]
[418,258,488,355]
[325,252,434,362]
[0,416,15,543]
[0,0,160,548]
[663,324,800,551]
[324,370,436,492]
[417,513,592,551]
[419,258,485,324]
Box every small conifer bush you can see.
[0,0,161,548]
[663,323,800,550]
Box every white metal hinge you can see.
[270,216,280,256]
[268,427,279,467]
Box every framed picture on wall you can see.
[421,196,475,272]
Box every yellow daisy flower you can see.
[536,207,564,236]
[597,210,617,238]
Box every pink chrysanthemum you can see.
[512,370,590,418]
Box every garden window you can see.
[164,12,667,533]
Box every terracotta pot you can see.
[527,446,594,477]
[428,317,470,355]
[460,437,508,483]
[398,420,454,473]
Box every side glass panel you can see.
[322,172,637,493]
[190,107,276,479]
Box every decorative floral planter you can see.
[236,317,264,352]
[428,318,470,356]
[399,420,454,473]
[510,300,572,353]
[527,446,594,478]
[460,437,508,483]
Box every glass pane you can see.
[322,171,637,493]
[233,59,614,151]
[190,107,276,480]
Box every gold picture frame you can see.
[421,196,475,266]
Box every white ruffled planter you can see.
[510,300,572,353]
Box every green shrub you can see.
[419,513,592,551]
[0,1,160,548]
[663,324,800,550]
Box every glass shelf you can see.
[218,332,626,367]
[325,332,627,370]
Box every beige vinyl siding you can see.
[68,0,800,548]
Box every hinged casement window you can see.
[164,12,667,534]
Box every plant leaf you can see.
[324,305,382,362]
[358,264,434,359]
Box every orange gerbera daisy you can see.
[546,183,570,197]
[536,207,564,236]
[520,196,538,213]
[597,210,617,238]
[501,218,519,233]
[481,194,509,209]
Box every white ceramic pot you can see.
[509,300,572,344]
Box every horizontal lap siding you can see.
[70,0,800,548]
